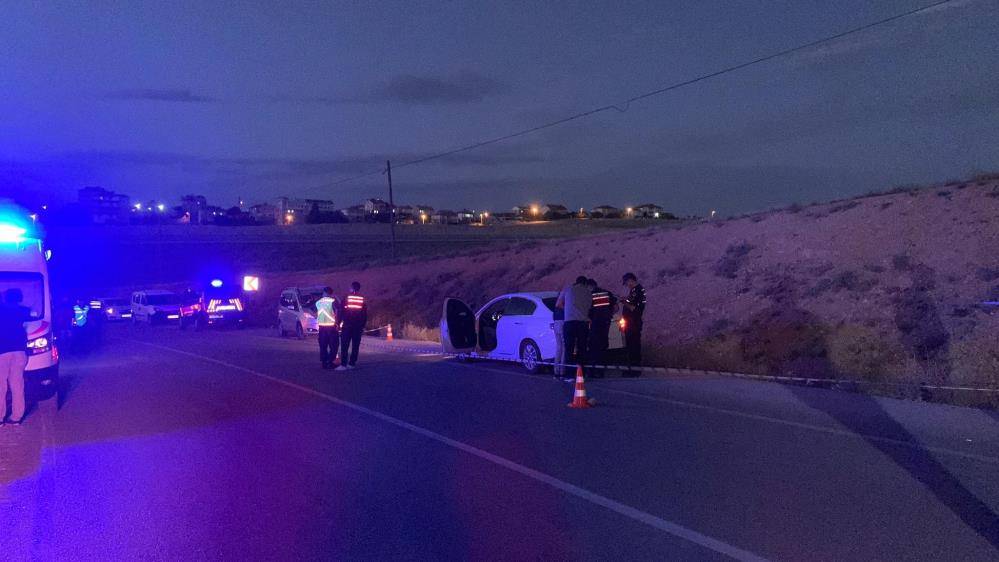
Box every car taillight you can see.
[27,335,50,355]
[618,318,627,332]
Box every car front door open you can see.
[441,298,476,354]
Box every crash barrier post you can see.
[386,323,393,341]
[568,365,594,409]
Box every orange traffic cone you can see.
[567,365,594,409]
[386,323,394,341]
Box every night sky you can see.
[3,0,997,215]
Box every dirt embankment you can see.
[260,178,999,406]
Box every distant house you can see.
[634,203,668,219]
[491,211,518,222]
[433,209,459,225]
[457,209,476,224]
[343,205,366,222]
[541,204,570,220]
[275,197,335,224]
[364,198,391,217]
[249,203,277,224]
[591,205,621,219]
[180,194,210,224]
[511,205,533,220]
[77,186,131,224]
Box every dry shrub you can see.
[401,323,441,343]
[947,335,999,408]
[827,325,910,382]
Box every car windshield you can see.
[0,272,44,318]
[105,298,128,306]
[146,294,178,305]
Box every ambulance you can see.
[0,219,59,399]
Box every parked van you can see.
[130,290,182,324]
[277,286,323,339]
[0,219,59,398]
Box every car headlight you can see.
[27,336,50,354]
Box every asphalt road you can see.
[2,323,999,561]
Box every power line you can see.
[315,0,952,190]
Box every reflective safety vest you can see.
[344,294,365,310]
[591,290,612,308]
[315,296,337,326]
[73,305,89,327]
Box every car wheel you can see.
[520,340,542,374]
[296,323,305,340]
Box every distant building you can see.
[180,194,210,224]
[591,205,621,219]
[433,209,459,225]
[491,211,518,222]
[77,186,131,224]
[343,205,366,222]
[541,204,570,220]
[249,203,277,224]
[457,209,476,224]
[634,203,666,219]
[275,197,335,224]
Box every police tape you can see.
[361,340,999,394]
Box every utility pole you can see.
[386,160,396,259]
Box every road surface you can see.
[2,323,999,560]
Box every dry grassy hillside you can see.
[262,177,999,405]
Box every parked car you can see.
[179,279,246,331]
[440,292,624,373]
[130,290,181,324]
[277,286,323,339]
[92,297,132,321]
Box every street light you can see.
[157,203,165,212]
[134,203,143,211]
[530,205,539,216]
[285,212,294,224]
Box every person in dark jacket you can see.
[620,272,646,376]
[0,289,32,425]
[336,281,368,370]
[586,278,617,377]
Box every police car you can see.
[0,219,59,399]
[179,279,246,330]
[440,292,625,373]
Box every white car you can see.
[93,297,132,321]
[130,290,181,324]
[440,291,624,373]
[277,286,322,339]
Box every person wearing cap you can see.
[556,275,592,375]
[620,272,646,376]
[586,278,617,377]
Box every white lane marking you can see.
[450,362,999,466]
[125,338,768,562]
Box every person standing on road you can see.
[620,272,646,377]
[315,287,340,370]
[0,289,32,426]
[336,281,367,371]
[556,276,592,375]
[586,278,617,378]
[72,298,91,352]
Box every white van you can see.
[0,221,59,398]
[130,290,182,324]
[277,286,323,339]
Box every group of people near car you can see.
[314,281,368,371]
[555,272,646,377]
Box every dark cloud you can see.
[104,88,217,103]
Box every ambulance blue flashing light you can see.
[210,279,224,288]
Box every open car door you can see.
[440,298,477,354]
